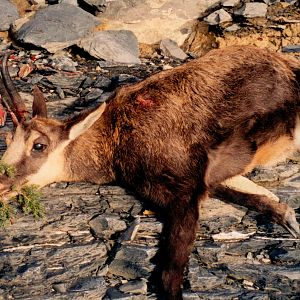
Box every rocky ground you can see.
[0,0,300,299]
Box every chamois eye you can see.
[32,143,47,152]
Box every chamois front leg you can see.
[160,192,205,300]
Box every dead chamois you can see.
[0,46,300,300]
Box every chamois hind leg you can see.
[210,185,300,237]
[222,175,279,202]
[160,192,205,300]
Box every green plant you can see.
[0,161,16,178]
[16,185,45,219]
[0,185,44,227]
[0,201,15,227]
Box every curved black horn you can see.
[1,52,28,122]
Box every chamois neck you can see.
[65,122,115,184]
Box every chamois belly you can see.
[243,116,300,174]
[244,135,296,173]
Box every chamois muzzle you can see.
[0,175,16,201]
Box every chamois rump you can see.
[0,46,300,300]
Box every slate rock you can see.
[282,45,300,53]
[14,3,100,53]
[269,248,300,264]
[118,279,147,294]
[105,288,147,300]
[89,214,127,239]
[50,55,78,72]
[222,0,240,7]
[69,276,106,292]
[204,9,233,25]
[160,39,188,60]
[81,77,93,89]
[94,75,112,89]
[263,0,280,4]
[0,0,19,31]
[61,0,78,5]
[188,256,226,291]
[52,282,68,293]
[84,88,104,102]
[235,3,268,18]
[225,24,241,32]
[111,74,141,87]
[109,244,156,279]
[77,30,141,64]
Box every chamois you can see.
[0,46,300,300]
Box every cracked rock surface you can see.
[0,52,299,297]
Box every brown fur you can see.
[1,46,300,300]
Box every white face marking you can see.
[25,140,70,187]
[2,126,26,165]
[293,117,300,150]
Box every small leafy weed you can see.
[0,161,16,178]
[0,185,44,227]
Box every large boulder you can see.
[14,3,100,53]
[0,0,19,31]
[99,0,220,46]
[77,30,140,64]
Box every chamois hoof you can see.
[282,206,300,238]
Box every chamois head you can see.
[0,52,106,201]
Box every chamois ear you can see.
[68,102,106,141]
[32,86,48,118]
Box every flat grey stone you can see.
[84,88,104,102]
[282,45,300,53]
[52,282,68,293]
[114,245,157,263]
[94,76,112,89]
[89,214,127,239]
[225,24,241,32]
[263,0,280,4]
[77,30,140,64]
[222,0,240,7]
[118,279,147,294]
[106,288,147,300]
[109,244,156,279]
[188,256,226,291]
[69,276,106,292]
[14,3,100,53]
[50,55,78,72]
[160,39,188,60]
[235,3,268,18]
[61,0,78,5]
[204,9,233,25]
[183,290,243,300]
[269,248,300,264]
[0,0,19,31]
